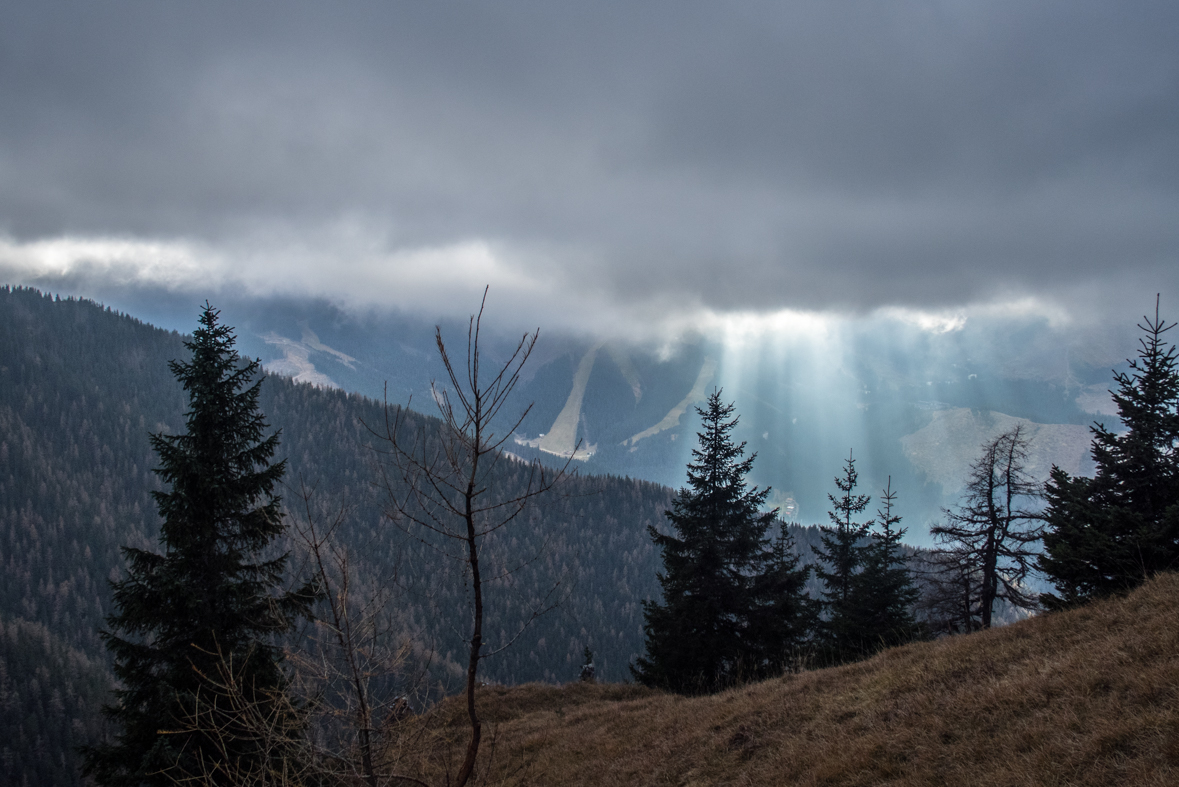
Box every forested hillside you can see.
[0,287,829,786]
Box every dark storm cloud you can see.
[0,0,1176,325]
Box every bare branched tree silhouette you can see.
[916,545,982,636]
[370,288,572,787]
[166,635,433,787]
[287,479,434,787]
[929,425,1044,630]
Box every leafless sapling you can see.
[287,479,433,787]
[370,289,571,787]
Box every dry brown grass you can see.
[387,573,1179,786]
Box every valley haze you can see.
[0,284,1132,542]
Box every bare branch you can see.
[928,426,1045,630]
[367,288,569,787]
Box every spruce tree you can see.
[632,390,806,693]
[84,304,314,786]
[745,530,817,676]
[812,450,871,660]
[853,478,919,650]
[1040,298,1179,608]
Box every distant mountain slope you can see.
[409,572,1179,786]
[0,285,715,673]
[235,297,1111,534]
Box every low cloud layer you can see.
[1,1,1176,335]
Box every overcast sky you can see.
[1,1,1176,339]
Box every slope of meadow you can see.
[407,573,1179,786]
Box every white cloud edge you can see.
[0,232,1087,344]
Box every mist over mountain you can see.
[113,288,1124,541]
[0,0,1169,546]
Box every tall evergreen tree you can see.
[632,390,808,693]
[84,304,314,786]
[812,450,872,659]
[1040,298,1179,608]
[746,530,817,676]
[853,478,920,650]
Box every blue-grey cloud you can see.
[0,1,1176,328]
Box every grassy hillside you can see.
[403,573,1179,786]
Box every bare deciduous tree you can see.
[929,425,1044,629]
[370,289,570,787]
[167,637,432,787]
[915,545,982,636]
[288,480,432,787]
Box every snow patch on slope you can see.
[261,324,358,388]
[623,356,718,450]
[537,344,601,460]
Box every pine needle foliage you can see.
[1040,297,1179,608]
[633,390,810,693]
[853,478,920,650]
[83,304,315,786]
[812,450,872,659]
